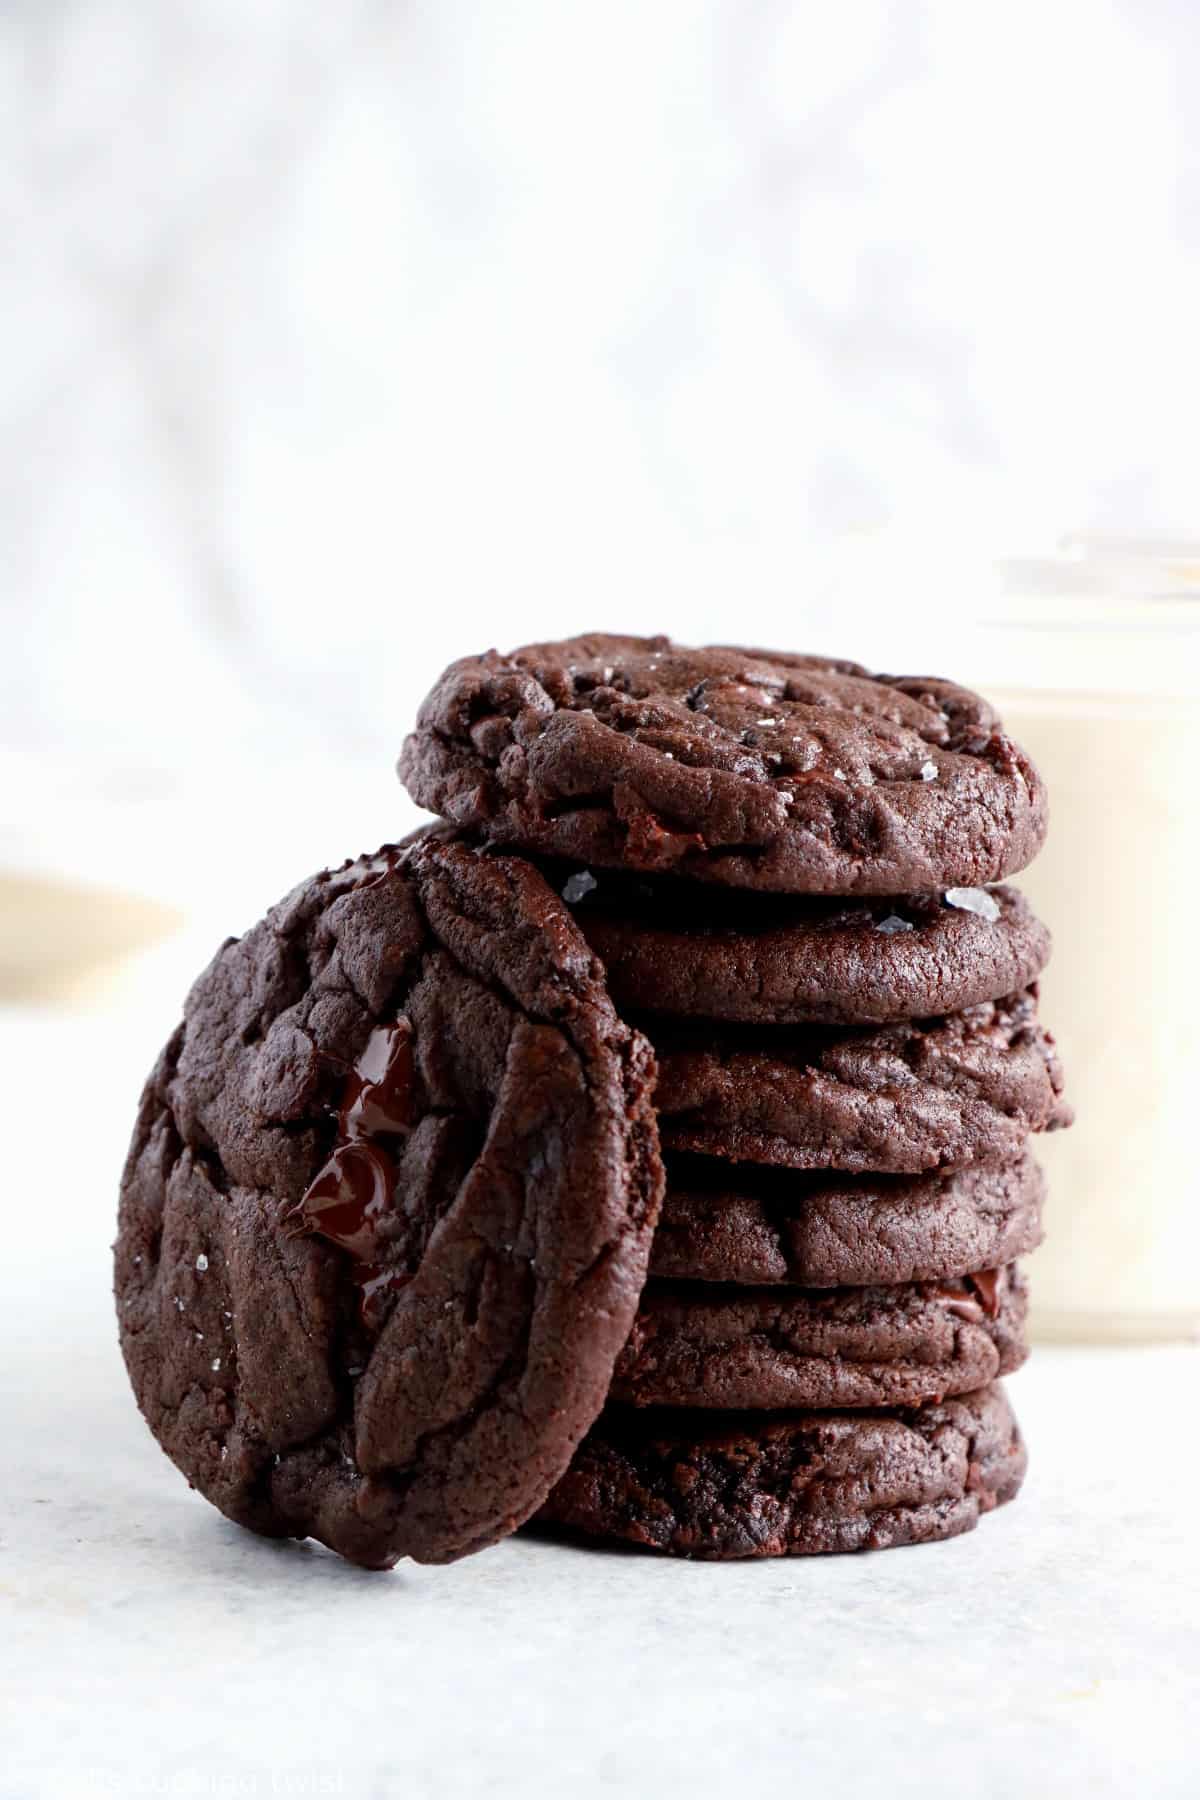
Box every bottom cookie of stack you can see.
[535,1382,1023,1559]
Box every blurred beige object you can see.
[980,538,1200,1342]
[0,872,184,1007]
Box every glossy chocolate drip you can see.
[295,1142,394,1262]
[968,1267,1002,1317]
[285,1018,418,1319]
[925,1268,1004,1321]
[339,1020,418,1138]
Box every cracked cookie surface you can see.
[610,1265,1027,1410]
[651,1153,1045,1287]
[399,635,1047,894]
[536,1382,1025,1558]
[649,989,1070,1173]
[115,830,663,1568]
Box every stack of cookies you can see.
[116,635,1068,1569]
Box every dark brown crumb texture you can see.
[611,1265,1028,1410]
[536,1382,1026,1558]
[650,1153,1045,1287]
[649,989,1070,1173]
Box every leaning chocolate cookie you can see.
[115,830,663,1568]
[568,875,1050,1025]
[536,1383,1025,1558]
[649,989,1070,1174]
[651,1153,1045,1288]
[610,1266,1027,1410]
[399,635,1047,894]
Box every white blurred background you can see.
[2,1,1199,1344]
[5,0,1200,941]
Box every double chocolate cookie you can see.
[649,991,1070,1174]
[650,1154,1045,1288]
[537,1383,1026,1559]
[569,875,1050,1025]
[611,1266,1027,1410]
[115,831,663,1567]
[399,635,1047,894]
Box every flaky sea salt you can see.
[211,1358,221,1373]
[562,870,598,904]
[920,760,938,782]
[195,1253,209,1273]
[944,886,1001,922]
[876,915,914,935]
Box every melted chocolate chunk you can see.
[291,1140,395,1263]
[926,1269,1003,1321]
[285,1018,422,1317]
[339,1019,419,1139]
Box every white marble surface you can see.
[1,1006,1197,1799]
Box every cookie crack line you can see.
[353,1251,540,1546]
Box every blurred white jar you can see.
[969,539,1199,1341]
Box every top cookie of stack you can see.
[398,633,1046,896]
